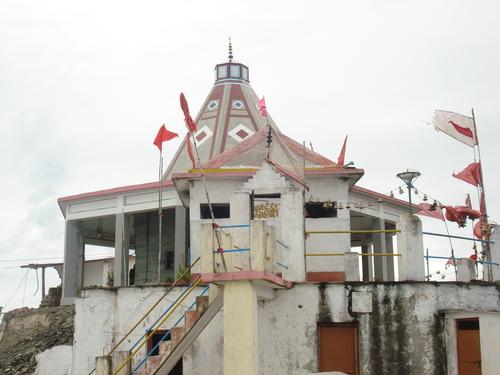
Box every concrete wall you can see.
[185,283,500,375]
[35,345,73,375]
[71,285,205,375]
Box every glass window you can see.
[217,65,227,79]
[230,65,240,78]
[242,67,249,80]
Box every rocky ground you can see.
[0,297,74,375]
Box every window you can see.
[242,66,249,81]
[230,64,240,78]
[318,323,358,375]
[251,193,280,219]
[217,65,227,79]
[200,203,230,219]
[305,202,337,218]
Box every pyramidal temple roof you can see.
[163,49,338,180]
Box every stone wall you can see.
[0,305,74,375]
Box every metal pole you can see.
[407,182,413,215]
[471,108,492,281]
[158,154,163,282]
[425,248,430,281]
[41,266,46,299]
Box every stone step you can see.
[196,296,209,315]
[159,340,172,357]
[146,355,162,373]
[170,326,185,345]
[184,310,200,331]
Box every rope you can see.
[2,269,30,310]
[190,132,227,271]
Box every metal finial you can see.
[228,37,233,62]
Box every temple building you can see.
[50,48,500,375]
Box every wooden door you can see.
[318,323,358,375]
[457,318,481,375]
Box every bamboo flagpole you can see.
[471,108,493,281]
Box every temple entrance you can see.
[457,318,481,375]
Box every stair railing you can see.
[87,257,200,375]
[113,277,202,375]
[132,285,210,373]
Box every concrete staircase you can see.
[136,292,223,375]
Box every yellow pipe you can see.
[305,229,401,235]
[105,257,200,358]
[305,253,401,257]
[113,278,202,375]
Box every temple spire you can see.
[228,37,233,62]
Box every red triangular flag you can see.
[417,203,445,221]
[180,93,197,132]
[153,124,178,152]
[337,135,348,166]
[452,162,482,187]
[258,97,268,117]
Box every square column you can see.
[385,233,395,281]
[489,224,500,282]
[372,218,387,281]
[223,281,259,375]
[114,213,130,286]
[174,206,188,273]
[279,190,305,282]
[396,215,425,281]
[62,220,85,304]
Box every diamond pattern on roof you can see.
[207,100,219,111]
[228,124,254,143]
[232,100,245,110]
[193,125,213,147]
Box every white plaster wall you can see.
[71,285,205,375]
[34,345,73,375]
[83,261,105,287]
[305,178,350,273]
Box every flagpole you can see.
[471,108,492,281]
[158,153,163,282]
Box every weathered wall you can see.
[71,285,205,375]
[0,305,74,375]
[34,345,73,375]
[184,283,500,375]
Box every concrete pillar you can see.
[456,258,476,282]
[361,238,371,282]
[114,213,130,287]
[279,190,305,282]
[372,218,387,281]
[174,205,187,273]
[344,252,360,281]
[62,220,85,305]
[488,224,500,282]
[396,215,425,281]
[385,234,395,281]
[112,351,130,375]
[223,281,258,375]
[95,355,111,375]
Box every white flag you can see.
[432,110,477,147]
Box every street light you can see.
[397,169,421,215]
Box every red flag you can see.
[432,110,476,147]
[186,134,196,169]
[452,162,482,187]
[417,203,445,221]
[473,220,483,239]
[258,97,268,117]
[337,135,348,166]
[153,124,178,152]
[469,253,478,261]
[180,93,197,132]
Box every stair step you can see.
[196,296,209,314]
[184,310,200,331]
[170,326,185,345]
[159,340,172,357]
[146,355,162,372]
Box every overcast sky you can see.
[1,1,499,311]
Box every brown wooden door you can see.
[318,324,358,375]
[457,318,481,375]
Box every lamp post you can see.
[397,169,421,215]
